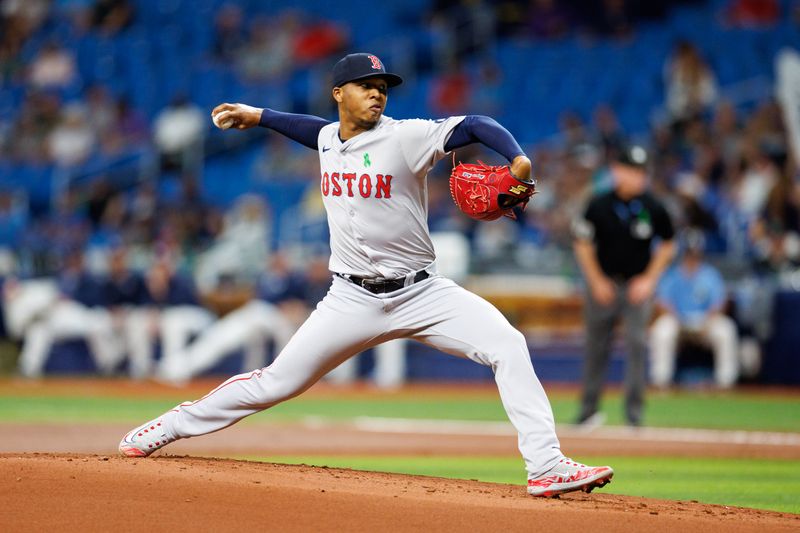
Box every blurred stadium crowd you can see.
[0,0,799,383]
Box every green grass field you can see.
[1,388,798,431]
[2,384,799,513]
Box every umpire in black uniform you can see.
[572,144,676,427]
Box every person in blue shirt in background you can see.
[649,230,739,388]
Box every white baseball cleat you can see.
[527,458,613,497]
[118,417,176,457]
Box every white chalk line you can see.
[300,416,800,447]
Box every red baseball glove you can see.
[449,160,537,221]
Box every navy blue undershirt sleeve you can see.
[444,115,525,163]
[258,108,331,150]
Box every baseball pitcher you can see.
[119,53,613,497]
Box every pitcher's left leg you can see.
[397,277,561,477]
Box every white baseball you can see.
[212,110,235,130]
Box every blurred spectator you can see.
[1,0,50,38]
[430,61,471,115]
[212,3,246,63]
[469,60,503,116]
[591,104,627,165]
[664,40,719,123]
[194,194,271,292]
[84,84,125,156]
[237,14,294,82]
[91,0,134,35]
[109,97,149,152]
[650,231,739,388]
[18,249,124,378]
[85,84,116,137]
[84,177,114,229]
[558,111,592,156]
[429,0,495,62]
[301,253,334,308]
[670,171,719,235]
[745,100,788,160]
[167,175,215,251]
[126,180,160,246]
[54,0,95,34]
[101,243,145,363]
[28,41,79,90]
[543,145,595,248]
[253,251,305,305]
[661,131,723,236]
[9,91,62,163]
[88,191,127,248]
[735,143,781,224]
[2,276,58,344]
[711,101,745,175]
[125,256,213,379]
[42,188,92,259]
[157,252,300,385]
[153,94,205,173]
[292,17,348,65]
[473,216,519,266]
[47,103,97,167]
[749,153,800,271]
[151,211,190,269]
[104,240,145,301]
[572,144,676,427]
[0,31,25,85]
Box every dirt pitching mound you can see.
[2,453,797,532]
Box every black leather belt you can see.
[336,270,430,294]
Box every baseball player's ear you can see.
[332,87,343,103]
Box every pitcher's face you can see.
[334,77,388,131]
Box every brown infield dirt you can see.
[2,379,800,531]
[2,453,798,533]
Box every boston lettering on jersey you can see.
[321,172,393,198]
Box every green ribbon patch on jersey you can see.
[363,153,371,167]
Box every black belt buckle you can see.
[362,279,400,294]
[342,270,429,294]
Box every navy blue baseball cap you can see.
[332,53,403,89]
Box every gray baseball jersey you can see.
[318,115,464,279]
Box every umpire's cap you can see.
[332,53,403,88]
[614,143,649,169]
